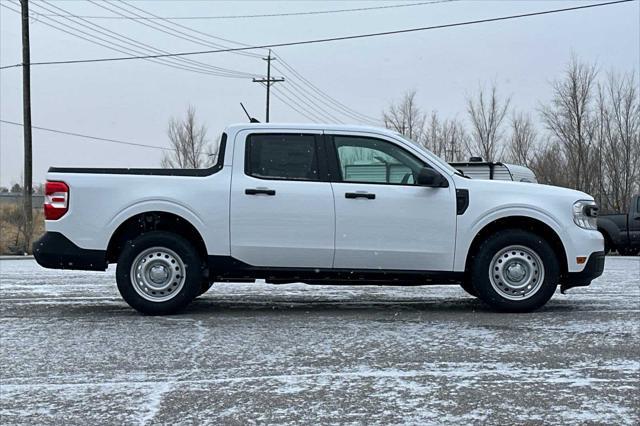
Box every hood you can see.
[458,177,594,202]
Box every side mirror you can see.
[416,167,449,188]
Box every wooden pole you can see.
[20,0,33,252]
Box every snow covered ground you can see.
[0,257,638,425]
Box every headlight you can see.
[572,200,598,230]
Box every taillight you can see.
[44,181,69,220]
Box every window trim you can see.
[326,134,439,187]
[244,133,326,182]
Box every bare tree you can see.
[383,91,426,143]
[540,57,598,193]
[161,106,213,169]
[423,111,467,161]
[378,57,637,209]
[466,83,511,161]
[530,139,570,188]
[508,111,537,166]
[597,71,640,212]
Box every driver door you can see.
[327,132,457,271]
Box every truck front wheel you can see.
[116,231,203,315]
[470,229,559,312]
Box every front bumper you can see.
[33,232,107,271]
[560,251,605,293]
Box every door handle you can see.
[245,188,276,196]
[345,192,375,200]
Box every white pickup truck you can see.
[34,123,604,315]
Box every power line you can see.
[273,75,346,123]
[272,59,378,125]
[276,84,344,123]
[6,1,261,78]
[256,80,333,123]
[30,1,455,20]
[0,2,259,78]
[92,0,261,59]
[104,2,351,122]
[111,0,262,58]
[258,73,345,123]
[1,0,630,70]
[105,1,369,123]
[0,119,175,152]
[76,0,261,74]
[273,54,380,124]
[268,85,325,123]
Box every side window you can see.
[332,136,426,185]
[246,134,319,181]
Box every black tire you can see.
[197,280,213,297]
[619,247,638,256]
[116,231,204,315]
[601,232,613,255]
[460,281,478,297]
[470,229,559,313]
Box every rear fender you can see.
[106,199,208,249]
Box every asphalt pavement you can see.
[0,256,638,425]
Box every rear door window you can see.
[245,134,320,181]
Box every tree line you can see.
[382,57,639,213]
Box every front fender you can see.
[454,206,567,272]
[469,205,565,238]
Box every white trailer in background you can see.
[450,159,538,183]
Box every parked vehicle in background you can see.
[450,158,538,183]
[33,123,603,315]
[598,194,640,256]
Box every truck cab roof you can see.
[224,122,395,135]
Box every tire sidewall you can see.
[471,229,559,312]
[116,231,203,315]
[460,281,478,298]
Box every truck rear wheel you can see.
[116,231,203,315]
[470,229,559,312]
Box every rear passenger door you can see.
[230,130,335,268]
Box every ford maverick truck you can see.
[33,124,605,314]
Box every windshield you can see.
[397,135,459,175]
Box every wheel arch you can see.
[106,211,208,264]
[463,215,568,276]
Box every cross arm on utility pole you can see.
[252,77,285,84]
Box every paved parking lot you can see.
[0,256,638,425]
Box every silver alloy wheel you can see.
[489,245,545,300]
[130,247,186,302]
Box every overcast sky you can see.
[1,0,638,186]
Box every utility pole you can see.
[252,50,284,123]
[20,0,33,252]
